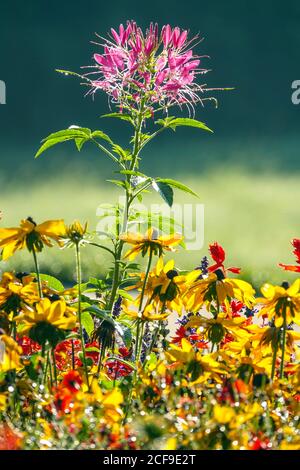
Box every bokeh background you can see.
[1,0,300,285]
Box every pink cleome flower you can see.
[83,21,218,115]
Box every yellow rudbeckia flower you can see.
[257,279,300,327]
[119,228,182,260]
[166,338,226,382]
[0,217,66,260]
[0,334,22,372]
[15,298,76,346]
[187,314,249,345]
[127,258,185,314]
[184,270,255,313]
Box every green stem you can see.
[107,241,124,312]
[280,306,287,379]
[107,104,146,312]
[32,247,42,298]
[71,339,75,370]
[75,242,90,391]
[134,249,154,363]
[271,335,279,380]
[52,348,58,387]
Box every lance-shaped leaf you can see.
[81,311,94,338]
[156,178,199,198]
[155,116,213,133]
[35,126,111,158]
[152,180,174,207]
[101,113,134,125]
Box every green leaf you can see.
[106,179,127,189]
[111,144,132,161]
[152,181,174,207]
[101,113,134,125]
[35,127,91,158]
[91,130,112,143]
[106,355,135,371]
[119,170,147,178]
[122,327,132,348]
[81,311,94,337]
[83,305,110,320]
[156,117,213,133]
[85,346,100,353]
[116,289,134,301]
[35,127,112,158]
[156,178,199,198]
[33,273,65,292]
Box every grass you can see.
[0,167,299,288]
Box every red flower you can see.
[279,238,300,272]
[85,341,100,363]
[105,358,134,379]
[208,242,241,275]
[55,339,82,370]
[0,424,22,450]
[230,300,244,317]
[62,370,83,394]
[171,325,188,345]
[54,389,73,413]
[119,346,131,358]
[17,335,40,355]
[249,434,270,450]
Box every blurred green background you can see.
[1,0,300,286]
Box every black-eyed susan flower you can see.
[0,334,22,372]
[62,220,89,247]
[119,228,182,260]
[15,298,76,347]
[183,269,255,313]
[128,258,185,315]
[166,338,226,383]
[0,272,39,314]
[0,217,66,260]
[257,280,300,327]
[187,314,249,346]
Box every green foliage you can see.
[156,178,199,198]
[156,116,213,133]
[35,127,111,158]
[81,311,94,337]
[37,274,65,292]
[152,180,174,207]
[101,113,134,125]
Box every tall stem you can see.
[52,348,58,387]
[32,247,42,298]
[135,249,154,363]
[279,305,287,379]
[271,332,280,380]
[75,242,90,390]
[108,105,145,312]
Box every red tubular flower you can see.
[62,370,83,394]
[208,242,241,275]
[279,238,300,272]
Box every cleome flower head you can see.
[83,21,220,115]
